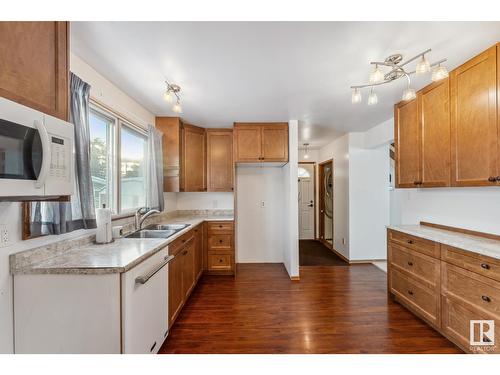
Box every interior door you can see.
[298,163,315,239]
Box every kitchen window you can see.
[89,102,148,215]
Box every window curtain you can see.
[30,73,96,235]
[146,124,164,212]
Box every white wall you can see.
[0,54,158,354]
[283,121,299,278]
[348,133,390,261]
[318,134,350,259]
[236,167,285,263]
[176,192,234,210]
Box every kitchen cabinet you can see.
[182,124,206,191]
[394,99,420,187]
[206,129,234,191]
[156,117,183,192]
[168,246,185,326]
[450,45,498,186]
[419,79,451,187]
[181,237,196,299]
[194,225,204,280]
[234,123,289,163]
[0,22,69,121]
[388,227,500,353]
[156,118,207,192]
[206,221,235,275]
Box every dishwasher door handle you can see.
[135,255,174,285]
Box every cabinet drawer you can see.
[207,253,233,271]
[442,296,500,353]
[388,230,440,258]
[208,234,233,251]
[442,244,500,283]
[207,221,234,233]
[390,268,440,327]
[442,263,500,318]
[169,230,194,255]
[389,243,440,291]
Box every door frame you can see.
[318,159,333,250]
[298,162,316,240]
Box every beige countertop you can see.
[10,213,233,275]
[388,224,500,260]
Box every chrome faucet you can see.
[135,207,161,230]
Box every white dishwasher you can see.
[121,247,173,354]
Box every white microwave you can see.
[0,97,74,200]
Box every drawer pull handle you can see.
[482,295,491,303]
[219,239,223,243]
[408,290,414,296]
[219,225,223,228]
[407,240,413,244]
[488,176,497,182]
[407,261,413,266]
[481,263,490,270]
[219,259,223,263]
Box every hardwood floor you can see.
[159,263,462,354]
[299,240,348,266]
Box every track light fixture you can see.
[351,49,448,105]
[163,81,183,113]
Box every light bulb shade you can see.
[431,65,449,82]
[351,89,362,103]
[416,56,431,74]
[172,102,183,114]
[402,87,416,101]
[163,90,174,103]
[369,66,384,84]
[304,153,309,159]
[368,89,378,105]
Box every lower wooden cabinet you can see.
[206,221,235,274]
[194,225,203,281]
[388,228,500,353]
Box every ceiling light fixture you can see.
[303,143,310,159]
[368,87,378,105]
[431,63,449,82]
[164,81,182,113]
[350,49,447,105]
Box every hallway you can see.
[299,240,348,266]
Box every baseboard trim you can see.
[290,276,300,281]
[330,247,349,263]
[349,259,386,264]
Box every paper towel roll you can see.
[96,204,113,244]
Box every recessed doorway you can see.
[298,162,315,240]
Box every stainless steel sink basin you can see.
[143,223,190,231]
[125,223,190,239]
[125,229,177,239]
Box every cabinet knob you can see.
[182,250,188,256]
[482,295,491,303]
[407,261,413,266]
[407,240,413,244]
[488,176,497,182]
[219,259,223,263]
[481,263,490,270]
[219,239,223,243]
[408,290,414,296]
[496,176,500,182]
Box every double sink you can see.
[125,223,190,239]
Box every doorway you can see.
[318,160,333,249]
[298,163,315,240]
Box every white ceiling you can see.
[71,22,500,148]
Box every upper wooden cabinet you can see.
[450,45,498,186]
[395,42,500,189]
[0,22,69,120]
[156,117,183,192]
[206,129,234,192]
[155,118,206,192]
[395,99,420,187]
[182,124,206,192]
[234,123,289,163]
[419,79,451,187]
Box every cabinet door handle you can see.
[481,263,490,270]
[488,176,497,182]
[482,295,491,303]
[407,261,413,266]
[496,176,500,182]
[408,290,414,296]
[407,240,413,244]
[182,250,188,256]
[219,239,223,243]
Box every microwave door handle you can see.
[34,119,51,189]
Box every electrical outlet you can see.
[0,225,8,247]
